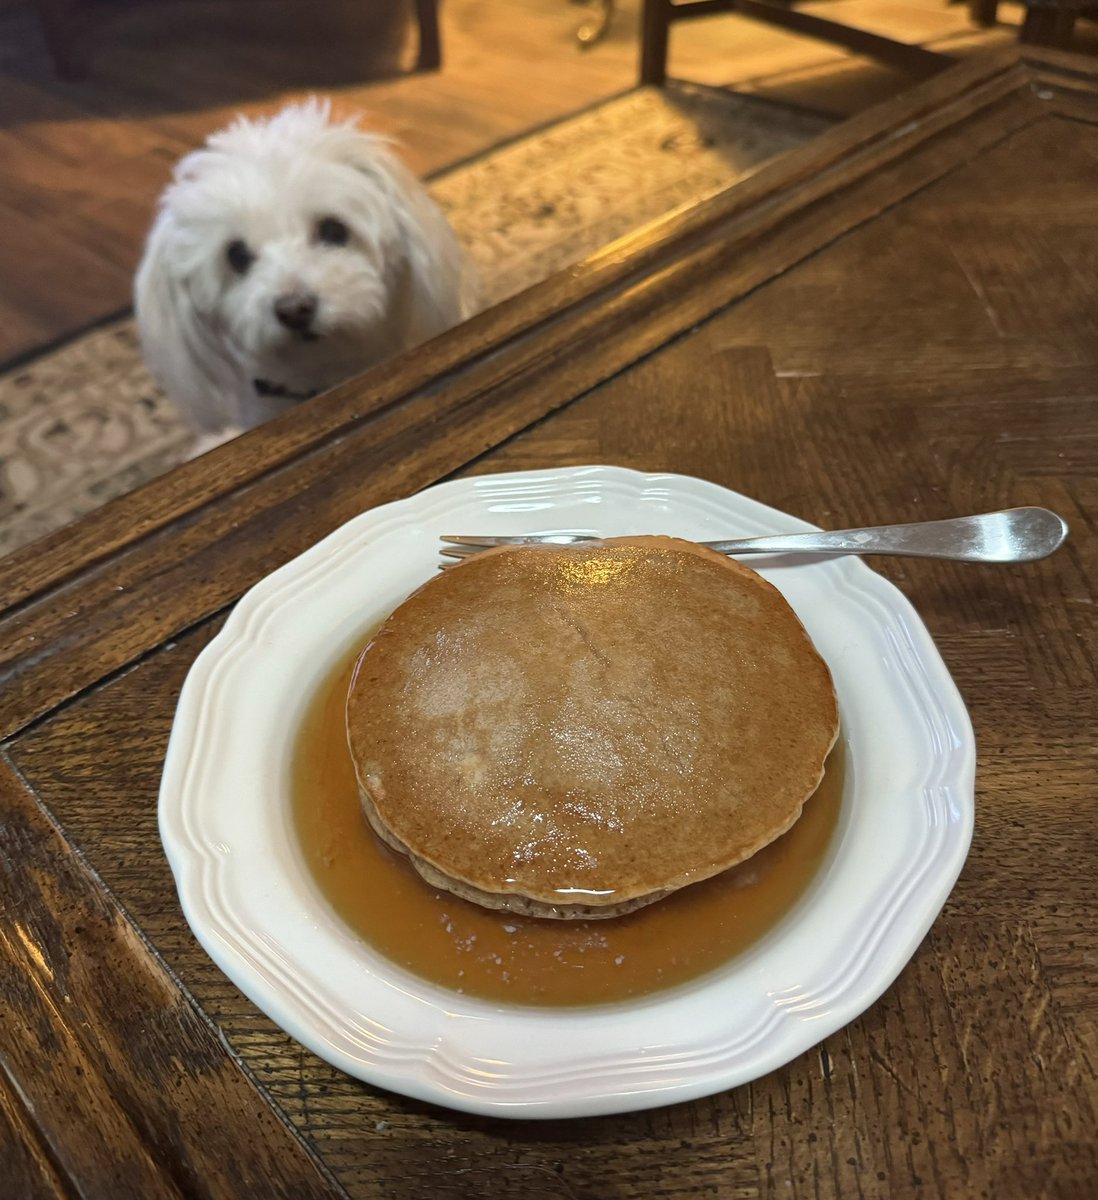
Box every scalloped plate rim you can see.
[159,465,975,1119]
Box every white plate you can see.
[159,466,974,1119]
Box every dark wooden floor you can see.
[0,0,1081,366]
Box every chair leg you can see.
[32,0,88,79]
[1049,5,1078,44]
[1020,4,1076,46]
[414,0,441,72]
[640,0,673,85]
[969,0,999,26]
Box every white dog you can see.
[135,100,475,442]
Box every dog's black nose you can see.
[274,291,318,332]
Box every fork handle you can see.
[703,508,1067,563]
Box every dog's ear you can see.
[388,160,480,341]
[134,211,246,435]
[336,128,478,340]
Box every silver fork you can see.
[440,507,1068,566]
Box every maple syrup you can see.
[292,653,843,1007]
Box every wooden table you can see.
[2,47,1096,1200]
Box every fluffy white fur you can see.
[135,100,476,438]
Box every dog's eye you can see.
[226,239,255,275]
[316,216,350,247]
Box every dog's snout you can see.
[274,291,318,331]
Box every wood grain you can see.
[0,757,345,1200]
[2,48,1097,1200]
[0,1069,68,1200]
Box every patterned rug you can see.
[0,84,828,556]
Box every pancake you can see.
[345,536,838,919]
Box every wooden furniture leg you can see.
[1020,2,1077,44]
[414,0,441,71]
[640,0,673,85]
[32,0,87,80]
[969,0,1000,26]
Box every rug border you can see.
[0,305,136,376]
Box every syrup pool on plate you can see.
[292,652,843,1007]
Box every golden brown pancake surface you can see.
[345,536,838,918]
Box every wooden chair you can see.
[639,0,952,85]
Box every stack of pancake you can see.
[346,537,838,919]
